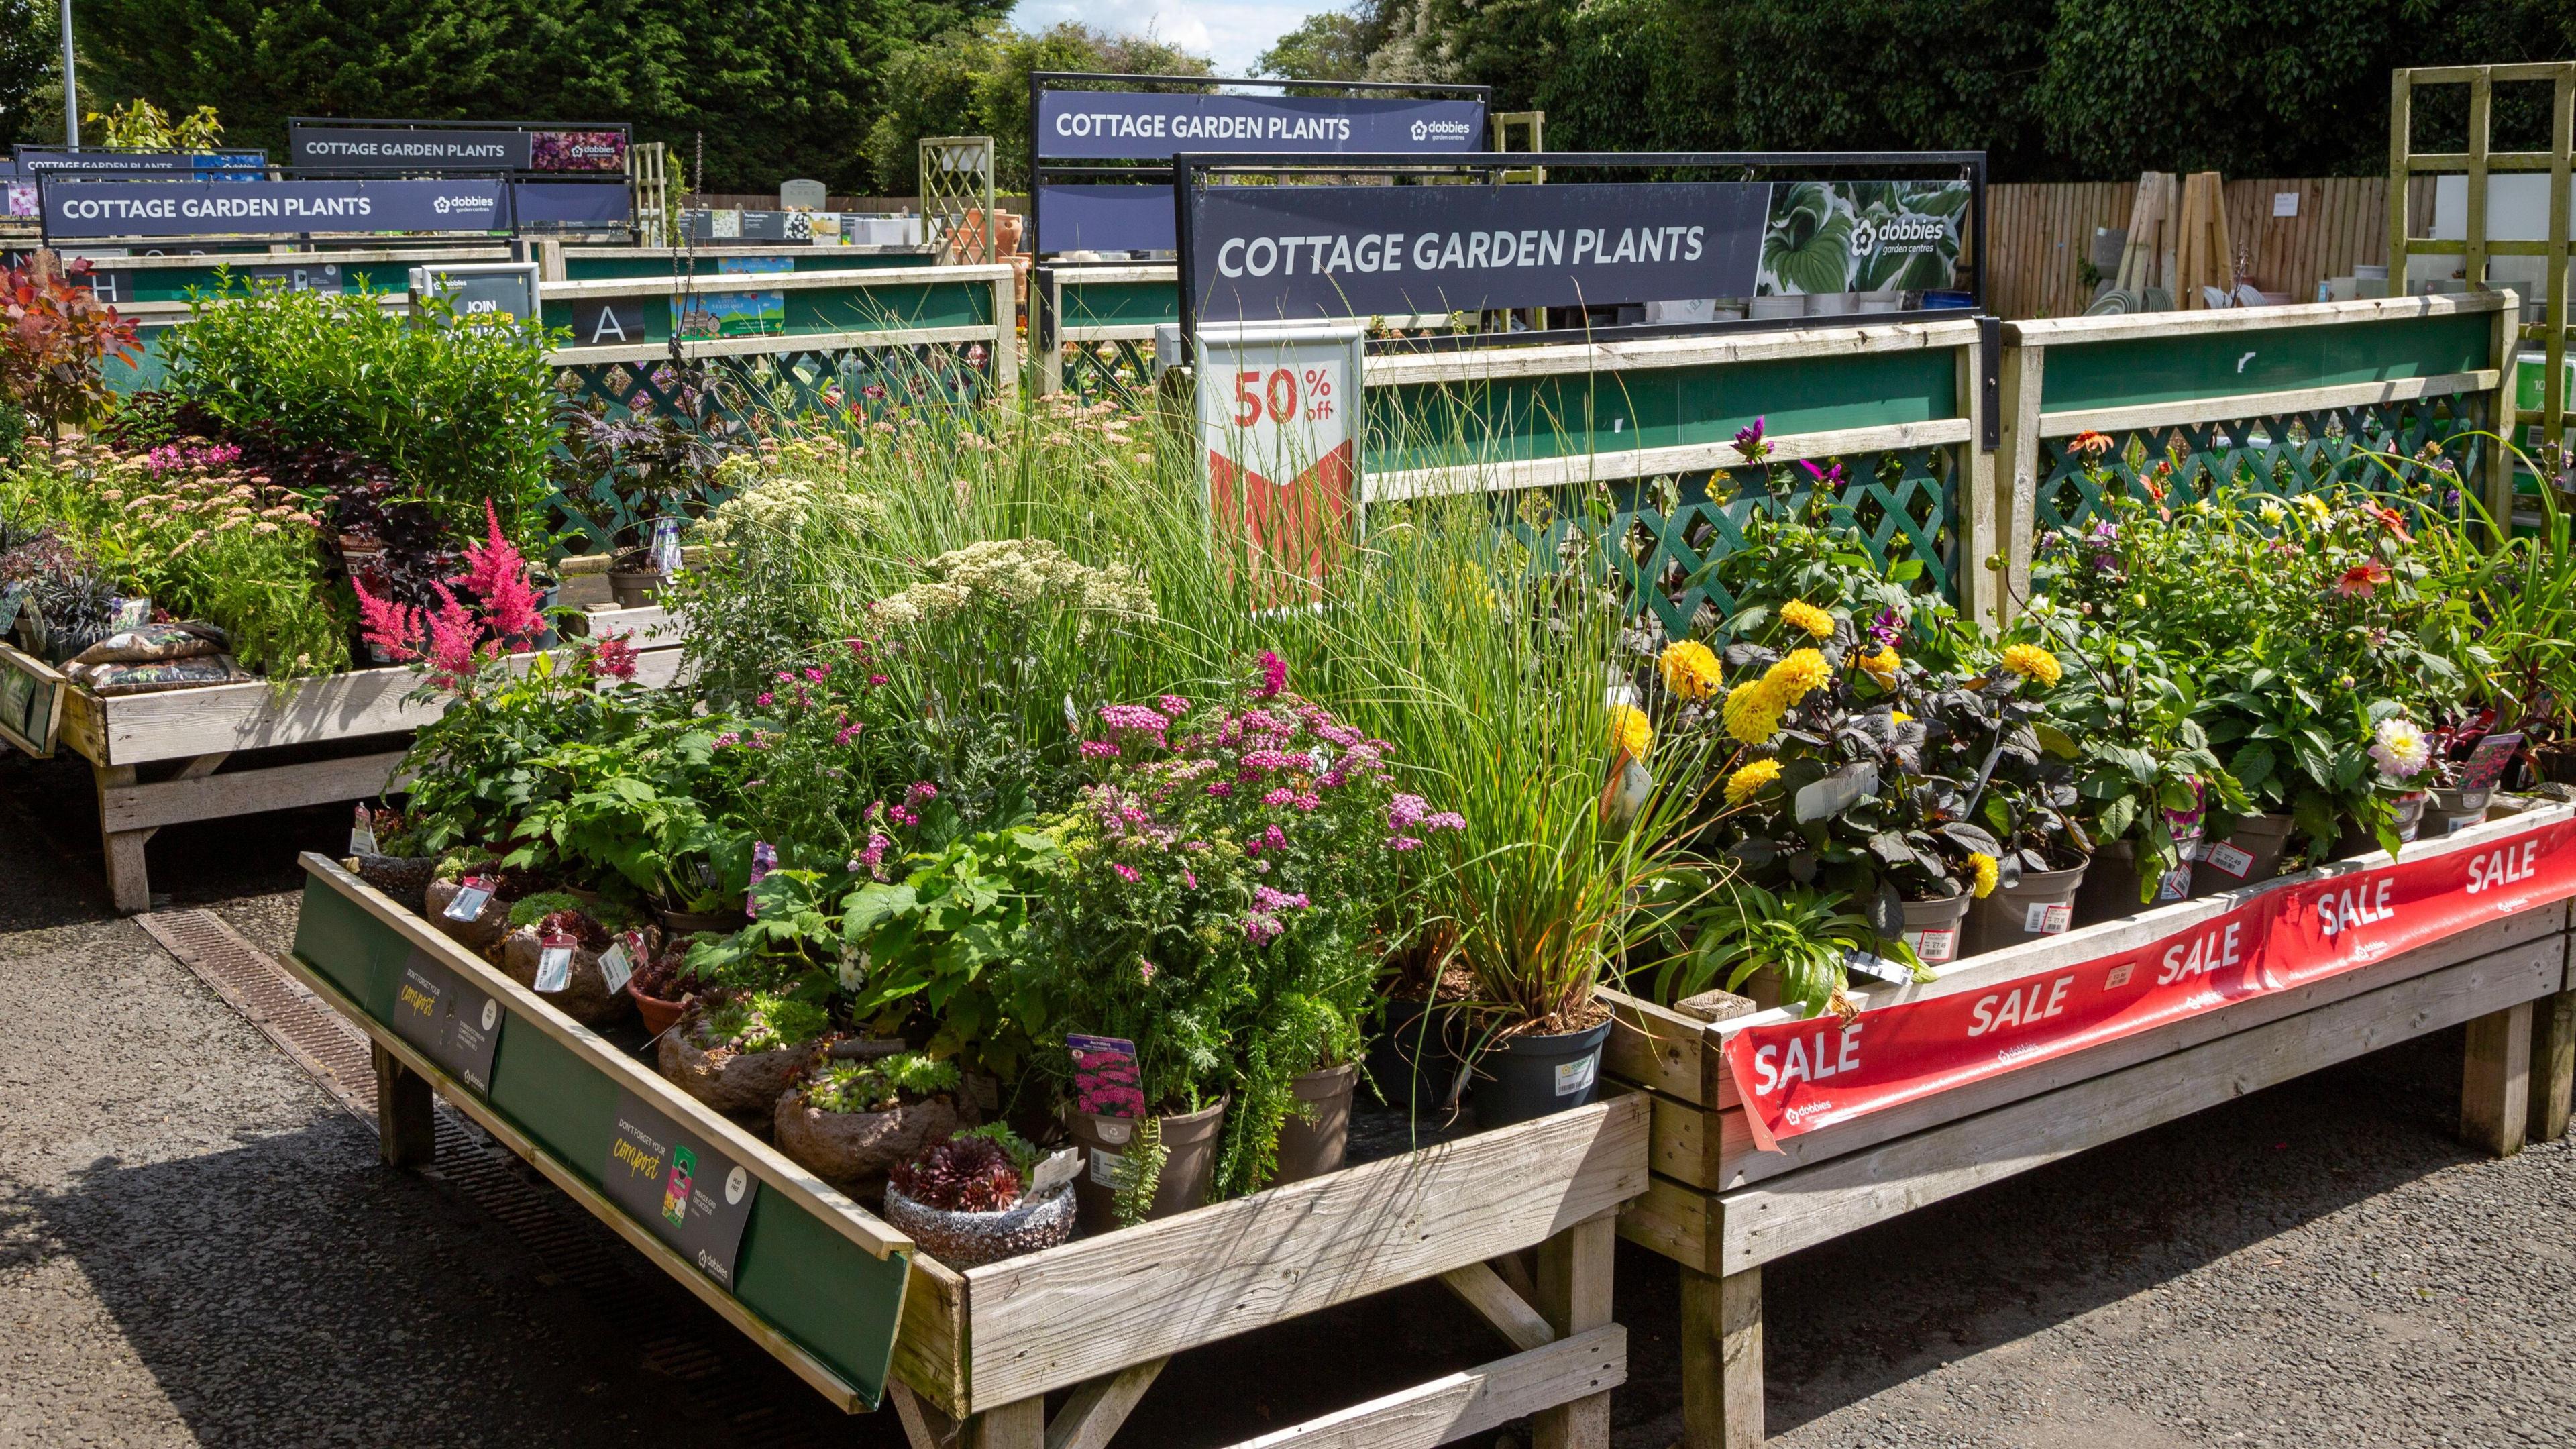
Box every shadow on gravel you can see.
[0,749,343,927]
[1607,1030,2475,1442]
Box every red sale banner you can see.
[1723,816,2576,1152]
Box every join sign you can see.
[1186,323,1365,589]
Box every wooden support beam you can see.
[892,1382,966,1449]
[2530,988,2576,1144]
[101,749,396,835]
[1044,1359,1166,1449]
[372,1040,437,1169]
[2461,1000,2534,1157]
[1532,1213,1615,1449]
[1438,1260,1557,1353]
[1222,1328,1626,1449]
[970,1398,1046,1449]
[93,763,150,913]
[1679,1264,1762,1449]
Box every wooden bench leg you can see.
[373,1041,436,1169]
[2532,988,2576,1145]
[2461,1000,2534,1157]
[93,764,151,912]
[965,1397,1044,1449]
[1679,1264,1762,1449]
[1532,1212,1615,1449]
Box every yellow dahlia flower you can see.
[1968,852,2000,899]
[1780,599,1835,640]
[1764,648,1834,704]
[1724,758,1782,806]
[1860,645,1900,685]
[2000,643,2062,688]
[1607,704,1654,760]
[1722,682,1784,745]
[1658,639,1723,701]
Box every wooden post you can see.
[2387,70,2413,298]
[2491,288,2522,527]
[372,1040,437,1169]
[2547,68,2575,466]
[1530,1212,1615,1449]
[2530,987,2576,1144]
[1679,1265,1762,1449]
[1035,267,1065,397]
[1954,333,1999,627]
[93,763,151,913]
[965,1397,1044,1449]
[991,268,1022,402]
[2465,73,2492,294]
[2461,999,2534,1157]
[1994,339,2045,620]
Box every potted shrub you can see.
[424,851,516,955]
[553,370,738,607]
[883,1125,1077,1268]
[657,987,836,1114]
[774,1049,975,1187]
[347,802,439,913]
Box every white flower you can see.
[2369,717,2431,780]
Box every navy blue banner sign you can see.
[290,124,629,175]
[1187,181,1770,323]
[13,146,265,176]
[1040,93,1485,161]
[1037,182,1175,253]
[43,178,510,239]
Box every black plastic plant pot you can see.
[1466,1016,1613,1130]
[1365,998,1468,1118]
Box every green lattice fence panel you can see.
[1446,445,1962,640]
[2031,394,2493,537]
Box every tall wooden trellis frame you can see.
[918,136,998,264]
[2388,62,2576,487]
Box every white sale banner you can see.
[1190,323,1365,588]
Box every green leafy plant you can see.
[839,826,1062,1079]
[1642,879,1901,1018]
[700,989,831,1055]
[802,1051,959,1114]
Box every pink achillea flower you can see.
[1252,650,1287,699]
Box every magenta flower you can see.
[1158,694,1191,716]
[1112,862,1142,883]
[1252,650,1287,700]
[1205,782,1232,797]
[1261,787,1295,808]
[1081,739,1121,759]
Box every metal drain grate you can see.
[135,909,855,1449]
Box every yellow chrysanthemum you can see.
[1968,852,2000,899]
[1780,599,1835,640]
[1721,682,1783,745]
[2000,643,2062,688]
[1860,645,1900,684]
[1724,758,1782,806]
[1890,710,1913,724]
[1763,648,1834,704]
[1608,704,1654,760]
[1658,639,1723,701]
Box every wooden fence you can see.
[1984,176,2439,319]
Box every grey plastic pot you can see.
[2334,792,2428,859]
[1065,1097,1227,1234]
[1467,1016,1613,1129]
[1900,890,1973,968]
[1963,861,2088,955]
[2424,786,2493,839]
[1366,998,1468,1117]
[609,567,667,609]
[2191,814,2298,898]
[1271,1061,1359,1185]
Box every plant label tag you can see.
[2459,733,2522,792]
[2448,814,2487,835]
[692,859,718,889]
[112,596,150,629]
[1843,949,1915,985]
[444,877,494,921]
[349,805,379,857]
[1068,1034,1146,1118]
[535,934,576,994]
[652,517,684,576]
[1031,1147,1083,1195]
[1554,1053,1598,1097]
[2204,841,2255,879]
[2155,866,2194,902]
[597,941,633,995]
[2023,901,2073,934]
[1087,1147,1129,1187]
[1907,925,1958,964]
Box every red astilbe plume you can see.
[352,576,427,663]
[588,631,639,682]
[423,584,490,688]
[453,500,545,649]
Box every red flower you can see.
[2367,504,2414,544]
[451,500,545,649]
[2335,561,2390,598]
[2070,431,2114,460]
[589,631,639,682]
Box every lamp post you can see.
[59,0,80,149]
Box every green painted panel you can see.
[97,262,411,303]
[1063,279,1178,329]
[2041,312,2494,413]
[290,873,912,1408]
[1368,347,1957,474]
[563,250,934,280]
[539,281,991,346]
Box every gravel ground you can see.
[4,745,2573,1448]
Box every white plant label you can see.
[1087,1146,1128,1188]
[444,879,493,922]
[2023,902,2073,934]
[1843,950,1915,985]
[2203,842,2255,879]
[2448,814,2485,835]
[1907,926,1958,964]
[2155,866,2194,902]
[651,517,683,576]
[534,936,575,994]
[1031,1147,1083,1195]
[349,805,378,857]
[597,941,633,995]
[1554,1054,1598,1097]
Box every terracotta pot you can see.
[1963,861,2089,955]
[609,567,667,609]
[499,928,631,1028]
[423,877,510,954]
[774,1091,972,1187]
[1271,1061,1359,1185]
[655,1008,820,1113]
[883,1181,1077,1269]
[1900,890,1973,967]
[2191,814,2298,898]
[2425,786,2494,839]
[1064,1097,1227,1234]
[631,983,690,1038]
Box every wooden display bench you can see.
[1604,800,2576,1448]
[13,610,682,912]
[284,854,1650,1449]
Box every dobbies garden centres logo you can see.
[431,191,497,215]
[1409,118,1474,143]
[1756,180,1968,297]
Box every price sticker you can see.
[2023,901,2073,934]
[443,876,494,922]
[2155,866,2194,902]
[2202,841,2255,879]
[1907,925,1959,964]
[1554,1055,1598,1097]
[534,934,576,994]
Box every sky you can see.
[1008,0,1335,76]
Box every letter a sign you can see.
[1190,323,1364,594]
